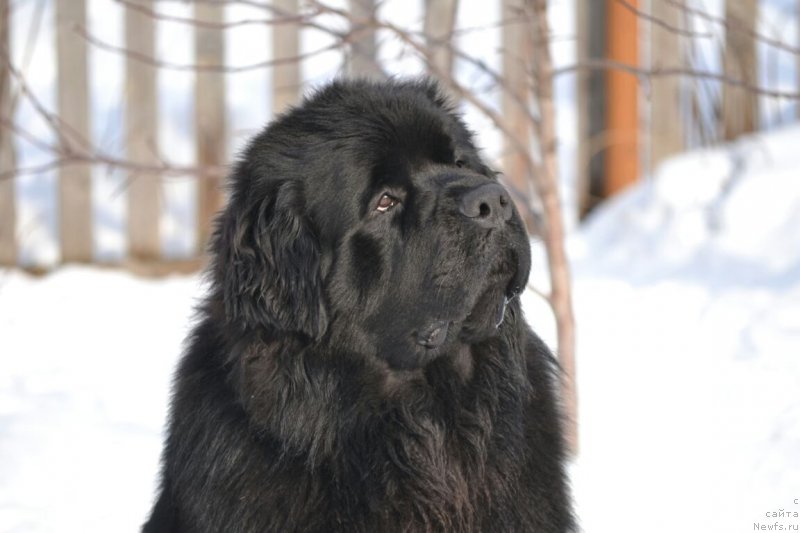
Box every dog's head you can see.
[213,79,531,370]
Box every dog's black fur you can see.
[144,79,574,533]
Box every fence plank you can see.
[500,0,535,231]
[722,0,758,141]
[55,0,92,262]
[347,0,383,78]
[0,0,14,265]
[649,0,684,170]
[194,2,226,254]
[272,0,301,114]
[126,0,160,260]
[423,0,459,78]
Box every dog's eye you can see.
[455,159,466,168]
[376,193,399,213]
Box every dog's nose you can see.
[458,182,513,228]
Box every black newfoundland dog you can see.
[144,79,574,532]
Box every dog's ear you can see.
[217,179,328,340]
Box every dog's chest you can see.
[310,408,522,532]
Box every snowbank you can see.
[559,124,800,532]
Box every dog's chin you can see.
[378,262,524,372]
[382,321,456,371]
[387,287,511,371]
[458,286,512,344]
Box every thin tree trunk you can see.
[575,0,590,217]
[126,0,160,261]
[272,0,301,115]
[56,0,92,262]
[195,2,227,254]
[649,0,683,170]
[0,0,15,265]
[346,0,383,78]
[423,0,459,79]
[722,0,758,140]
[501,0,535,231]
[527,0,578,456]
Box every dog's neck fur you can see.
[220,300,533,531]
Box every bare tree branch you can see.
[614,0,711,39]
[553,59,800,100]
[114,0,316,30]
[667,0,800,55]
[76,23,341,73]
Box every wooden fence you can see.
[0,0,386,272]
[1,0,798,270]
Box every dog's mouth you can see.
[494,294,511,328]
[413,276,520,355]
[387,290,516,372]
[459,286,512,340]
[465,251,524,327]
[416,295,511,344]
[415,320,450,349]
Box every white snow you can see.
[3,124,800,532]
[0,268,203,532]
[551,125,800,532]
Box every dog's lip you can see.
[495,296,510,328]
[497,280,523,326]
[504,279,522,300]
[415,320,450,349]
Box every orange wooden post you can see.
[604,0,639,196]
